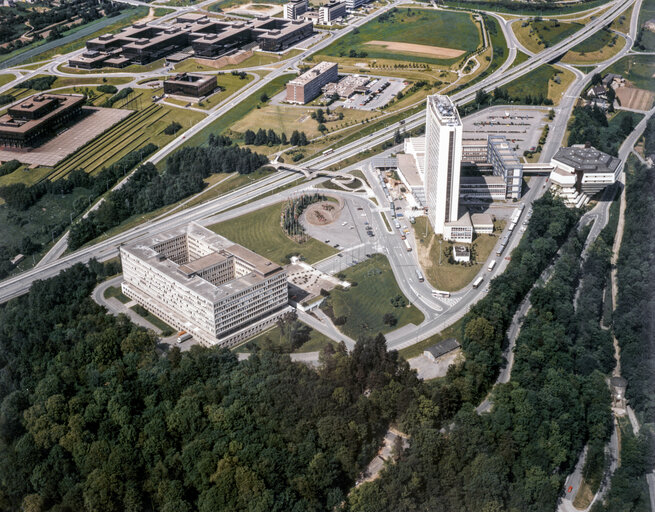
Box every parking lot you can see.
[337,76,406,111]
[462,107,549,155]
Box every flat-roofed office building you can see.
[319,1,346,23]
[487,134,523,199]
[121,223,290,347]
[286,61,338,104]
[163,73,217,97]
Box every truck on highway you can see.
[415,269,424,282]
[404,239,412,252]
[472,276,484,289]
[487,260,496,272]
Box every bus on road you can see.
[472,276,484,289]
[415,269,424,282]
[404,239,412,252]
[487,260,497,272]
[432,290,450,298]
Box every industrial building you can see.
[319,1,347,23]
[69,16,314,69]
[284,0,308,19]
[0,94,85,148]
[163,73,217,98]
[549,144,621,207]
[120,223,290,348]
[424,94,463,237]
[286,61,338,104]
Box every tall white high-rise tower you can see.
[424,94,463,235]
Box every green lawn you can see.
[637,0,655,51]
[183,73,295,148]
[605,55,655,92]
[443,0,610,16]
[208,201,338,265]
[514,19,582,54]
[570,28,617,53]
[103,285,130,303]
[321,254,424,340]
[233,322,337,353]
[503,64,563,99]
[510,50,531,69]
[318,8,481,65]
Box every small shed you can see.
[424,338,461,362]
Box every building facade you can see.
[163,73,217,97]
[319,1,346,23]
[284,0,308,19]
[424,94,463,235]
[286,61,338,104]
[487,135,523,199]
[120,223,290,348]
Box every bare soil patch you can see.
[304,198,344,226]
[365,41,465,59]
[616,86,654,110]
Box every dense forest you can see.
[68,135,269,249]
[348,216,615,511]
[0,261,419,511]
[567,106,640,156]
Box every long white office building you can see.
[120,223,289,348]
[424,94,463,236]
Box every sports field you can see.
[318,8,481,65]
[208,202,338,265]
[513,19,582,54]
[321,254,424,340]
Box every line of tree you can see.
[281,192,326,240]
[17,76,56,91]
[0,261,417,511]
[0,159,20,177]
[103,88,133,108]
[69,135,269,249]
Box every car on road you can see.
[567,486,573,493]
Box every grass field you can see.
[319,8,481,66]
[513,19,582,54]
[637,0,655,51]
[233,322,337,353]
[503,64,573,103]
[0,75,15,87]
[183,73,294,147]
[606,55,655,92]
[414,217,499,292]
[104,285,130,303]
[58,58,166,75]
[48,102,204,181]
[561,29,625,64]
[0,166,52,188]
[443,0,610,16]
[610,4,633,34]
[321,254,424,340]
[208,201,338,265]
[222,49,303,69]
[197,73,254,108]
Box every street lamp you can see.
[439,239,443,265]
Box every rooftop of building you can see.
[424,338,460,358]
[471,213,494,226]
[0,94,85,134]
[165,72,215,85]
[460,175,506,185]
[427,94,461,126]
[488,134,522,167]
[397,153,423,187]
[552,145,621,175]
[122,223,284,303]
[446,211,472,228]
[289,61,337,86]
[454,246,470,256]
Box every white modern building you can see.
[284,0,308,19]
[319,0,346,23]
[120,223,290,348]
[424,94,463,236]
[549,144,621,207]
[487,135,523,199]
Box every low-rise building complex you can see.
[286,61,338,104]
[163,73,217,98]
[0,93,85,148]
[120,223,290,348]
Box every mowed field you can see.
[503,64,574,103]
[637,0,655,51]
[606,54,655,92]
[513,19,582,54]
[318,8,481,65]
[323,254,424,340]
[561,29,624,64]
[208,202,338,265]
